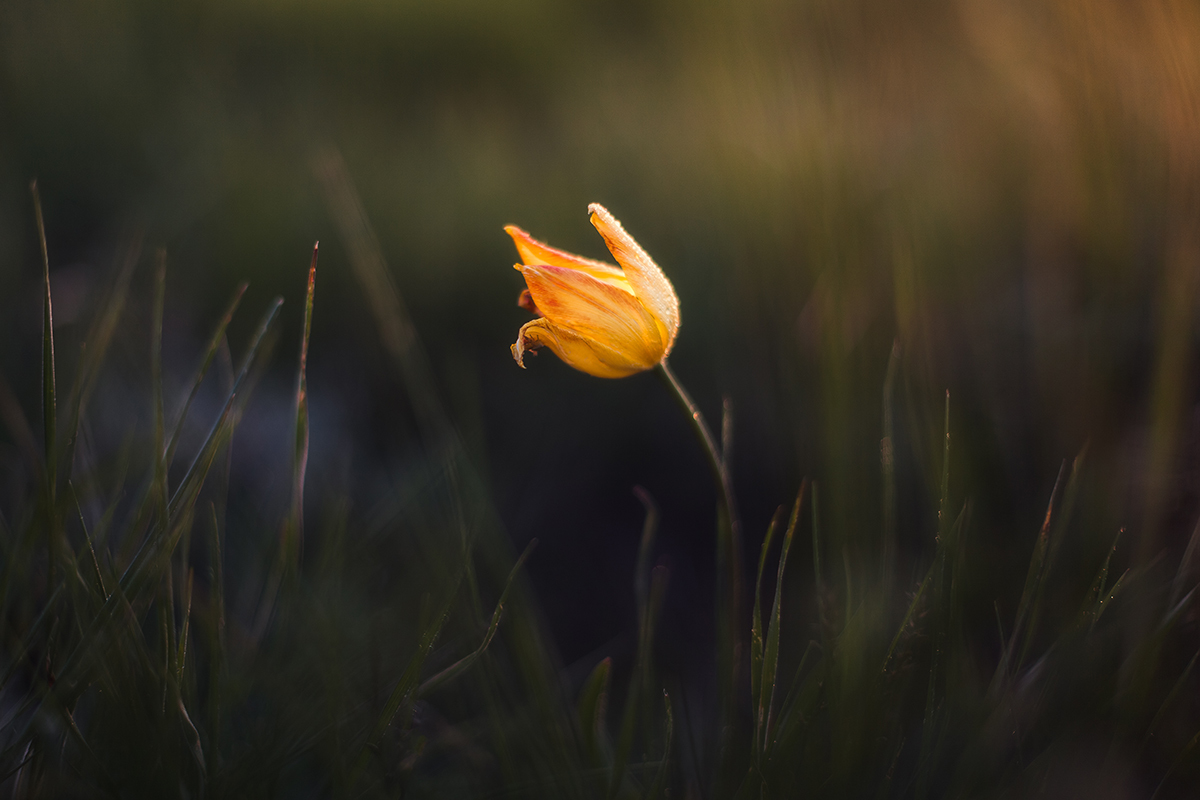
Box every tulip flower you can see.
[506,203,680,378]
[505,203,746,742]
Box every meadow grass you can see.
[0,175,1198,800]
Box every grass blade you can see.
[349,572,466,787]
[750,506,784,761]
[882,338,900,588]
[152,249,168,521]
[164,282,249,469]
[282,243,317,569]
[31,181,56,501]
[578,657,613,768]
[645,691,674,800]
[417,538,537,697]
[759,483,805,751]
[1078,529,1122,631]
[609,562,669,799]
[68,481,107,601]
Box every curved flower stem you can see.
[656,359,744,778]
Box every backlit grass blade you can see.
[52,299,282,691]
[417,538,536,697]
[609,561,669,800]
[1017,450,1084,667]
[349,571,466,788]
[764,640,822,764]
[750,506,784,760]
[1078,528,1122,631]
[31,181,56,502]
[282,243,317,568]
[812,482,825,643]
[152,250,168,521]
[915,391,952,800]
[633,486,659,624]
[206,503,226,779]
[68,481,107,601]
[31,181,59,605]
[611,496,670,800]
[759,484,805,753]
[176,567,193,683]
[62,232,141,484]
[991,460,1066,695]
[881,339,900,589]
[882,561,935,672]
[645,691,674,800]
[578,657,613,767]
[163,282,248,469]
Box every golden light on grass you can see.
[506,203,680,378]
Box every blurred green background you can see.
[3,0,1200,794]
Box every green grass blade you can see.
[881,338,900,588]
[883,561,936,672]
[645,691,674,800]
[417,538,536,697]
[31,181,56,502]
[766,641,823,760]
[350,572,465,787]
[633,486,659,623]
[610,562,670,800]
[578,657,613,767]
[176,567,193,683]
[1078,528,1122,631]
[750,506,784,761]
[164,282,248,470]
[1017,450,1084,664]
[206,503,226,780]
[992,460,1066,694]
[63,233,141,484]
[936,391,950,539]
[760,484,805,750]
[282,244,317,569]
[68,481,107,601]
[812,482,825,639]
[53,299,282,690]
[152,250,168,520]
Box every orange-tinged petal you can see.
[511,318,646,379]
[517,288,540,315]
[521,264,664,367]
[505,225,634,293]
[587,204,680,354]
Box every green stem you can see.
[655,359,744,783]
[656,361,739,522]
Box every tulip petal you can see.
[522,264,664,367]
[505,225,634,293]
[587,204,680,354]
[512,318,645,379]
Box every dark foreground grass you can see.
[1,181,1199,800]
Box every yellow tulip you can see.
[506,204,680,378]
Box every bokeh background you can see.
[3,0,1200,793]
